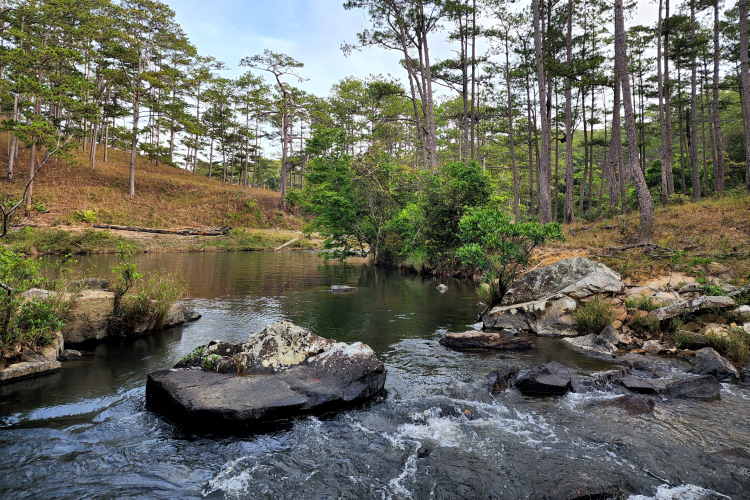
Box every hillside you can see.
[0,137,320,254]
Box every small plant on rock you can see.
[573,298,616,335]
[202,354,221,372]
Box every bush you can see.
[73,209,98,224]
[573,298,616,335]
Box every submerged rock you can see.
[603,395,655,415]
[330,285,358,293]
[513,361,572,396]
[662,375,721,400]
[439,331,533,351]
[146,321,386,430]
[689,347,740,383]
[619,376,663,394]
[58,349,82,361]
[486,365,520,394]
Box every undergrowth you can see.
[573,298,616,335]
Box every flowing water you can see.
[0,252,748,499]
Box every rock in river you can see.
[513,361,572,396]
[439,331,533,351]
[563,333,617,360]
[146,321,386,430]
[689,347,740,383]
[662,375,721,400]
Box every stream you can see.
[0,251,748,499]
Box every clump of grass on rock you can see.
[573,298,616,335]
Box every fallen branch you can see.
[93,224,230,236]
[274,237,301,251]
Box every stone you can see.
[146,321,386,430]
[486,365,520,394]
[741,360,750,384]
[330,285,358,293]
[436,284,448,292]
[18,288,59,302]
[642,340,664,354]
[619,376,662,394]
[58,349,82,361]
[733,305,750,317]
[0,332,64,383]
[512,361,572,396]
[70,278,109,290]
[689,347,740,383]
[501,257,623,305]
[482,296,577,338]
[649,295,736,322]
[676,331,708,348]
[651,291,681,307]
[63,289,116,343]
[439,331,533,350]
[744,323,750,334]
[603,395,655,415]
[662,375,721,400]
[600,325,620,345]
[563,334,617,360]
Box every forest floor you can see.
[0,135,322,254]
[539,193,750,285]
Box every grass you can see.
[624,296,660,312]
[0,133,304,233]
[573,298,616,335]
[538,193,750,285]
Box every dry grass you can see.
[535,194,750,283]
[0,134,302,231]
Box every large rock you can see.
[650,295,736,322]
[689,347,740,383]
[662,375,721,400]
[0,332,63,383]
[501,257,623,305]
[146,321,386,430]
[563,333,617,360]
[486,365,520,393]
[482,295,578,337]
[619,376,663,394]
[439,331,533,350]
[63,289,116,343]
[741,360,750,384]
[513,361,572,396]
[133,303,201,335]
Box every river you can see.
[0,252,748,499]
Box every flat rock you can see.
[146,321,386,430]
[439,331,533,350]
[513,361,571,396]
[603,395,655,415]
[662,375,721,400]
[502,257,623,305]
[650,295,736,322]
[690,347,740,383]
[563,334,617,360]
[599,325,620,345]
[58,349,82,361]
[0,332,63,383]
[619,376,662,394]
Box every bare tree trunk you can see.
[615,0,654,241]
[90,120,98,171]
[103,121,109,163]
[525,69,535,215]
[564,0,575,223]
[677,69,687,194]
[7,93,18,182]
[605,74,621,207]
[739,0,750,190]
[689,1,700,201]
[532,0,552,223]
[506,41,519,220]
[470,0,477,160]
[554,87,559,222]
[664,0,675,194]
[711,0,725,192]
[657,0,669,205]
[129,97,139,198]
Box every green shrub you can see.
[73,209,98,224]
[202,354,221,371]
[573,298,616,335]
[705,285,727,297]
[704,328,750,366]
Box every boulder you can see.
[741,360,750,384]
[563,334,617,360]
[134,303,201,335]
[649,295,736,322]
[482,295,578,337]
[58,349,82,361]
[436,284,448,292]
[486,365,520,394]
[330,285,358,293]
[733,305,750,317]
[662,375,721,400]
[603,395,655,415]
[642,340,665,355]
[501,257,623,305]
[0,332,64,383]
[62,289,116,343]
[689,347,740,383]
[619,376,662,394]
[18,288,58,302]
[599,325,620,345]
[146,321,386,430]
[513,361,572,396]
[440,331,533,350]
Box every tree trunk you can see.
[532,0,552,223]
[739,0,750,190]
[689,1,700,201]
[90,120,98,171]
[615,0,654,241]
[470,0,477,160]
[677,69,687,194]
[657,0,669,205]
[712,0,725,192]
[129,97,139,198]
[663,0,675,194]
[525,69,535,215]
[605,74,621,207]
[506,41,519,220]
[564,0,575,223]
[103,121,109,163]
[7,93,18,182]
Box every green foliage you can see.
[202,354,221,372]
[624,296,660,312]
[73,209,98,224]
[455,199,564,307]
[705,285,727,297]
[703,328,750,366]
[573,298,616,335]
[180,345,205,364]
[16,299,66,341]
[112,243,142,300]
[113,269,188,334]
